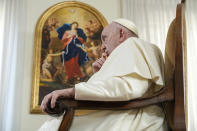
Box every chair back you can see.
[164,2,187,130]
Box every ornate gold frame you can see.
[30,1,108,114]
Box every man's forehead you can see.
[102,23,115,35]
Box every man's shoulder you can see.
[130,37,156,46]
[129,37,162,54]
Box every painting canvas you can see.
[31,1,107,114]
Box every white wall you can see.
[21,0,120,131]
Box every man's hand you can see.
[40,88,75,113]
[92,53,107,73]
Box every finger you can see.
[41,97,49,112]
[51,91,58,108]
[97,59,104,66]
[102,52,107,57]
[41,97,47,111]
[41,94,52,112]
[95,61,102,68]
[92,61,102,73]
[100,57,106,63]
[93,60,102,67]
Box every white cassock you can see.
[39,37,167,131]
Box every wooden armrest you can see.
[46,82,174,115]
[45,82,174,131]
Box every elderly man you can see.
[40,19,167,131]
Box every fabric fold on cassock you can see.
[75,37,164,101]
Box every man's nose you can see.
[101,44,106,52]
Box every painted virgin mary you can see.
[57,22,88,83]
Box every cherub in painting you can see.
[42,49,64,81]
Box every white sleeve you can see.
[75,74,149,101]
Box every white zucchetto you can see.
[113,18,138,36]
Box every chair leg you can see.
[58,108,74,131]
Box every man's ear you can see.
[119,29,126,43]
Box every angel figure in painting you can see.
[57,22,89,84]
[42,49,65,81]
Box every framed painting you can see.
[30,1,108,114]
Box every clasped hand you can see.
[92,52,107,73]
[40,88,74,113]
